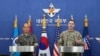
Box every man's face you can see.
[68,21,75,30]
[23,23,30,33]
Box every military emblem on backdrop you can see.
[35,3,67,27]
[43,3,60,17]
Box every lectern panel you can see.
[9,46,34,52]
[59,46,84,53]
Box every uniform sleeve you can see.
[58,32,64,45]
[77,32,82,40]
[17,36,23,45]
[76,32,84,45]
[33,35,38,46]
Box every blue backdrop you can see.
[0,0,100,56]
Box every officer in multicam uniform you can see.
[17,23,38,56]
[58,20,84,56]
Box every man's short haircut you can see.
[68,19,75,23]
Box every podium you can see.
[9,46,34,52]
[59,46,84,56]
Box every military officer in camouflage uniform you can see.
[17,23,38,56]
[58,20,83,56]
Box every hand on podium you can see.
[34,43,38,48]
[75,39,84,46]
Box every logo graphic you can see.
[43,3,60,17]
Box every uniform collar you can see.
[22,33,32,36]
[67,30,75,32]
